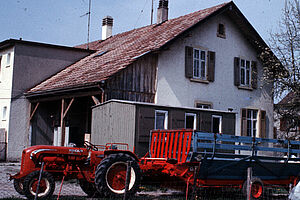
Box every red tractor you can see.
[10,141,141,199]
[11,130,300,199]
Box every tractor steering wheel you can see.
[84,141,98,151]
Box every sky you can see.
[0,0,285,47]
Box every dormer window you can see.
[217,23,226,38]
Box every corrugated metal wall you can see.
[91,102,136,151]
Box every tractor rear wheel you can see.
[13,179,24,195]
[79,179,101,197]
[95,153,141,197]
[23,171,55,199]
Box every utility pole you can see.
[87,0,91,49]
[151,0,154,24]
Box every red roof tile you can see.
[28,2,230,94]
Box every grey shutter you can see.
[185,46,193,78]
[234,57,240,86]
[207,51,215,82]
[251,61,258,89]
[241,108,247,136]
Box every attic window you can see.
[94,50,108,57]
[217,23,226,38]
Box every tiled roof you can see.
[28,2,230,94]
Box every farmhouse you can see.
[5,1,276,160]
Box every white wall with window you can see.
[0,48,14,135]
[155,13,273,139]
[155,110,168,130]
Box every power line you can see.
[134,0,150,29]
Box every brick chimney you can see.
[157,0,169,24]
[102,16,113,40]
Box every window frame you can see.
[217,23,226,38]
[240,59,252,87]
[193,48,207,80]
[185,113,197,130]
[211,115,223,133]
[154,110,168,130]
[246,109,258,137]
[195,101,212,109]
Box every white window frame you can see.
[240,59,252,87]
[211,115,222,133]
[246,109,258,137]
[185,113,197,130]
[155,110,168,130]
[193,48,207,80]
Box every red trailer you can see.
[10,129,300,199]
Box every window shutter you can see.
[207,51,215,82]
[251,61,258,89]
[185,46,193,78]
[234,57,240,86]
[260,110,266,138]
[241,108,247,136]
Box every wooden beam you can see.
[29,102,40,121]
[60,99,66,146]
[63,98,74,118]
[28,90,102,103]
[91,96,100,105]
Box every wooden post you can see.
[60,99,66,146]
[123,161,132,200]
[246,167,252,200]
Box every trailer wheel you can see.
[23,171,55,199]
[79,179,101,197]
[243,177,264,199]
[13,179,24,195]
[95,153,141,197]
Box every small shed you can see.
[91,100,236,157]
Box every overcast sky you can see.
[0,0,284,47]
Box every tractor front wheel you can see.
[95,153,141,197]
[13,179,24,195]
[23,171,55,199]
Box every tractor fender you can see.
[104,150,139,161]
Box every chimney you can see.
[157,0,168,24]
[102,16,113,40]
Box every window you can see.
[212,115,222,133]
[195,101,212,109]
[241,109,266,138]
[185,113,196,130]
[234,57,257,89]
[2,106,7,120]
[193,48,206,79]
[217,23,226,38]
[246,110,257,137]
[240,59,251,86]
[155,110,168,130]
[6,53,11,66]
[185,46,215,82]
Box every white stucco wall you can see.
[0,47,14,139]
[155,14,273,138]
